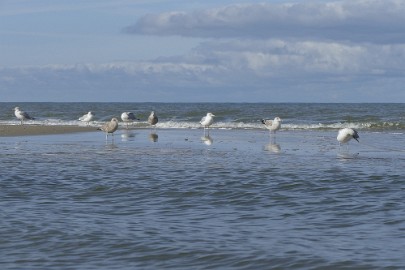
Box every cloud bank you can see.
[126,1,405,44]
[2,0,405,102]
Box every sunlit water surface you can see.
[1,128,404,269]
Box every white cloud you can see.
[184,39,405,79]
[2,39,405,102]
[3,0,405,102]
[126,0,405,44]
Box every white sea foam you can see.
[0,119,401,131]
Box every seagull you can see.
[98,118,119,140]
[200,112,215,132]
[337,128,359,145]
[148,111,158,127]
[14,107,34,125]
[121,112,139,129]
[78,111,94,125]
[200,112,215,128]
[261,117,282,133]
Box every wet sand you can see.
[0,125,97,137]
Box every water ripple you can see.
[1,129,405,269]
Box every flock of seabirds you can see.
[12,106,360,146]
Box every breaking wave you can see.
[1,119,403,131]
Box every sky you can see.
[1,0,405,102]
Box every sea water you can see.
[0,103,404,269]
[1,102,404,130]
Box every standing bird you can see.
[78,111,95,125]
[261,117,282,133]
[337,128,359,145]
[200,112,215,133]
[98,118,119,140]
[14,107,34,125]
[148,111,158,127]
[121,112,139,129]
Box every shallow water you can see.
[1,128,404,269]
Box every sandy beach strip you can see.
[0,125,97,137]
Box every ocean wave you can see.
[143,120,404,131]
[1,119,404,131]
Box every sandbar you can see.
[0,125,97,137]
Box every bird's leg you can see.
[270,134,276,144]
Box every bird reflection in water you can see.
[337,152,359,160]
[264,142,281,153]
[264,135,281,154]
[104,141,118,150]
[201,135,213,145]
[149,132,158,142]
[121,130,136,142]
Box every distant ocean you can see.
[1,102,404,269]
[1,102,404,131]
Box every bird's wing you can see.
[22,111,33,119]
[263,119,273,126]
[128,113,136,120]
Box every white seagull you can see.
[98,118,119,140]
[78,111,94,125]
[337,128,359,145]
[148,111,158,127]
[200,112,215,131]
[14,107,34,125]
[261,117,282,133]
[121,112,139,129]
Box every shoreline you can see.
[0,125,97,137]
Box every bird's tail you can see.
[353,129,360,142]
